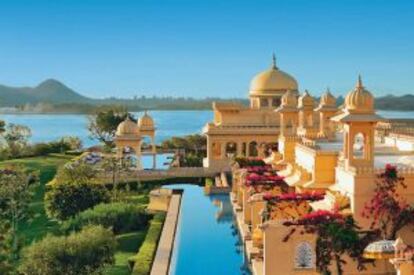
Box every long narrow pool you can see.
[165,184,250,275]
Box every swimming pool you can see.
[166,184,250,275]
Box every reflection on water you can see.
[165,184,250,275]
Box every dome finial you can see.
[272,52,277,70]
[357,74,364,89]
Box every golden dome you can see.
[298,90,315,109]
[116,117,140,136]
[281,90,298,108]
[249,55,298,96]
[319,88,336,107]
[138,111,155,130]
[344,75,374,114]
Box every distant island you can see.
[0,79,413,113]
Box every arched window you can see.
[248,141,258,157]
[353,133,365,159]
[260,98,269,108]
[294,242,314,269]
[225,142,237,157]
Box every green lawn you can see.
[1,153,160,275]
[0,153,73,244]
[104,231,148,275]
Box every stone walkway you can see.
[150,193,182,275]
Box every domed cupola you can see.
[249,55,298,96]
[319,88,336,107]
[344,75,374,114]
[298,90,315,109]
[116,116,140,136]
[138,111,155,130]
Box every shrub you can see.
[129,213,166,275]
[19,225,116,275]
[45,182,110,220]
[61,202,152,234]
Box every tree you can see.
[362,164,414,239]
[87,106,131,148]
[61,136,83,150]
[0,166,38,265]
[55,161,97,185]
[19,225,116,275]
[0,120,5,134]
[101,156,133,201]
[283,210,378,275]
[3,124,31,158]
[46,181,110,220]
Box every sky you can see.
[0,0,414,99]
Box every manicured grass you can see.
[131,213,166,275]
[0,153,73,244]
[104,231,148,275]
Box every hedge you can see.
[129,213,166,275]
[19,225,116,275]
[61,202,152,234]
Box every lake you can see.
[1,111,213,147]
[1,110,413,147]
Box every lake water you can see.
[1,111,213,147]
[1,110,413,147]
[166,184,249,275]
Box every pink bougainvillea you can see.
[263,191,325,203]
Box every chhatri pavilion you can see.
[207,56,414,275]
[114,111,156,169]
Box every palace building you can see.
[207,57,414,275]
[203,55,300,169]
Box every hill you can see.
[0,79,91,106]
[0,79,413,112]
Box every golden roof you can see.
[249,55,298,96]
[344,75,374,114]
[331,76,383,122]
[138,111,155,130]
[320,88,336,107]
[298,90,315,109]
[116,117,140,136]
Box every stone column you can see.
[237,141,243,156]
[220,142,226,159]
[151,136,156,169]
[134,142,143,170]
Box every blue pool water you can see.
[165,184,249,275]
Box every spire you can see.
[356,74,364,89]
[271,53,278,70]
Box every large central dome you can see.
[249,56,298,96]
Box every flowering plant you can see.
[234,157,266,168]
[263,191,325,203]
[362,164,414,239]
[283,210,379,275]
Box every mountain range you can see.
[0,79,413,112]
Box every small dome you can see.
[363,240,395,259]
[319,88,336,107]
[281,90,298,108]
[298,90,315,109]
[249,55,298,96]
[138,111,155,129]
[116,117,140,136]
[344,76,374,114]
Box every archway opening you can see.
[225,142,237,158]
[353,132,365,159]
[248,141,258,157]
